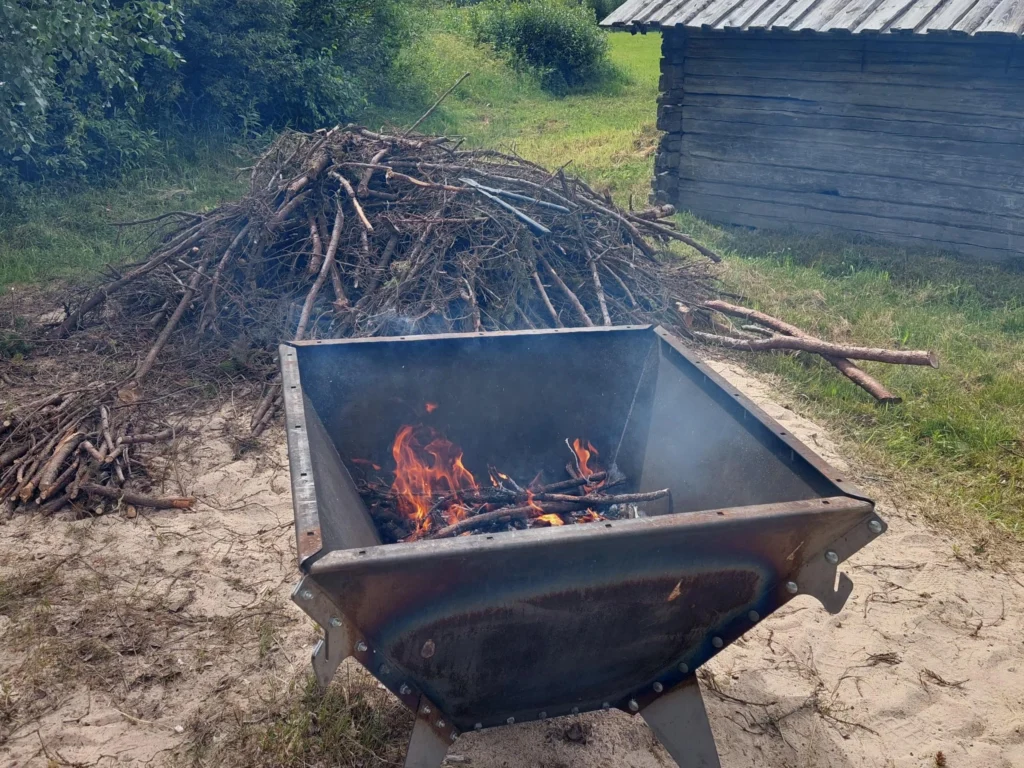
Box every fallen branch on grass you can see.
[703,300,906,405]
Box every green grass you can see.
[3,15,1022,538]
[0,143,245,287]
[379,9,661,205]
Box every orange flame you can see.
[571,438,606,491]
[572,438,598,477]
[489,468,512,488]
[425,402,438,414]
[536,514,564,526]
[390,425,478,536]
[577,510,604,523]
[525,488,543,514]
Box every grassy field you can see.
[2,19,1022,539]
[0,144,245,287]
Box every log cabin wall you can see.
[653,29,1024,261]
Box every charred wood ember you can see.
[354,425,662,543]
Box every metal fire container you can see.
[281,326,885,768]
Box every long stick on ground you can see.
[81,483,195,510]
[703,300,902,404]
[691,330,938,368]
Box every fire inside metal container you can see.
[281,326,886,768]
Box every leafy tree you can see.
[1,0,182,176]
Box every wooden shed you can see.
[602,0,1024,260]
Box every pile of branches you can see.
[1,124,938,518]
[1,125,718,517]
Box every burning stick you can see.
[427,489,669,539]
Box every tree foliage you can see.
[1,0,410,181]
[1,0,182,176]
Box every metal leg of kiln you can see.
[641,675,721,768]
[403,711,451,768]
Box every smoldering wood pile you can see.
[0,124,938,519]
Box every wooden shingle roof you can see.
[602,0,1024,36]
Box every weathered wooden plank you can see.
[688,0,755,27]
[718,0,777,29]
[886,0,952,32]
[676,179,1024,244]
[683,75,1024,119]
[680,116,1024,161]
[679,103,1024,144]
[973,0,1024,34]
[855,0,923,33]
[681,92,1024,132]
[675,196,1019,261]
[745,0,813,29]
[680,132,1024,192]
[677,154,1024,215]
[682,35,1016,62]
[816,0,888,33]
[664,0,721,25]
[787,0,861,31]
[924,0,995,32]
[682,59,1024,93]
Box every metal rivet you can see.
[474,722,483,730]
[450,731,458,741]
[422,705,432,715]
[507,717,515,725]
[399,684,411,695]
[355,640,368,652]
[712,637,724,649]
[653,682,664,693]
[602,702,610,709]
[379,664,390,676]
[538,712,547,720]
[300,589,313,601]
[628,699,639,712]
[869,519,883,534]
[825,550,839,565]
[748,610,760,622]
[571,707,579,715]
[678,663,689,674]
[785,581,799,594]
[329,617,342,628]
[437,719,445,728]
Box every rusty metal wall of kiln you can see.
[308,497,874,729]
[284,326,849,560]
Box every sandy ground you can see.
[2,360,1023,768]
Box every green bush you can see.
[0,0,412,183]
[472,0,611,94]
[0,0,183,181]
[164,0,411,135]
